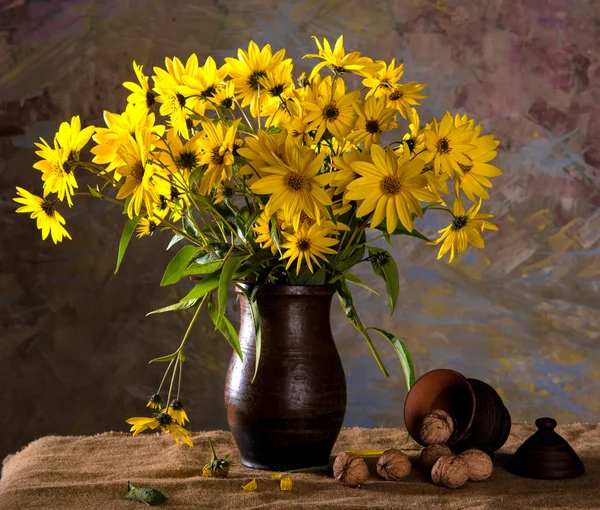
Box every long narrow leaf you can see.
[345,272,381,295]
[146,298,200,316]
[218,257,243,322]
[160,245,201,286]
[367,327,415,391]
[248,298,262,384]
[115,216,141,274]
[180,272,220,302]
[367,247,399,316]
[208,299,243,361]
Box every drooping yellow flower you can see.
[423,112,476,177]
[126,412,193,447]
[252,210,280,254]
[153,55,200,137]
[363,58,405,97]
[429,198,498,263]
[167,399,190,426]
[225,41,290,117]
[385,82,428,118]
[33,138,77,206]
[346,144,438,234]
[55,115,95,159]
[250,137,332,229]
[195,119,240,195]
[146,394,162,409]
[281,222,339,275]
[331,147,371,195]
[212,81,236,111]
[302,76,360,143]
[136,217,159,238]
[455,138,502,201]
[13,187,71,243]
[347,96,398,149]
[238,129,288,185]
[155,128,202,176]
[397,107,425,155]
[91,105,162,177]
[180,56,230,115]
[123,61,157,115]
[116,127,161,218]
[303,35,380,79]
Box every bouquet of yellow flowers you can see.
[14,35,501,446]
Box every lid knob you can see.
[535,417,557,430]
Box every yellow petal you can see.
[270,473,283,480]
[348,449,385,457]
[280,477,293,491]
[242,479,258,491]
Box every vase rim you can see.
[235,282,335,296]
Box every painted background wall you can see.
[1,0,599,461]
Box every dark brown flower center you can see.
[156,412,173,426]
[131,161,144,181]
[176,93,186,108]
[146,91,157,108]
[285,172,306,192]
[365,119,381,134]
[323,102,339,120]
[200,86,217,98]
[297,239,311,251]
[451,215,468,231]
[299,211,316,226]
[248,70,268,90]
[381,175,402,195]
[211,147,224,165]
[41,200,55,217]
[389,89,403,101]
[175,150,199,170]
[269,84,285,97]
[436,137,450,153]
[220,97,233,109]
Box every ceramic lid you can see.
[509,417,585,479]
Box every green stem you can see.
[156,357,176,395]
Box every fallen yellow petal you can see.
[270,473,283,480]
[280,477,293,491]
[242,479,258,491]
[348,449,385,457]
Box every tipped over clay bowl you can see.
[404,369,511,455]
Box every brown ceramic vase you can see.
[404,369,511,455]
[224,284,347,471]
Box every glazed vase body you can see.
[224,285,347,471]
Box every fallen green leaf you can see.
[125,481,167,506]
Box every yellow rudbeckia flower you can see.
[13,187,71,244]
[281,222,339,275]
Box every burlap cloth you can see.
[1,424,598,510]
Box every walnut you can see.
[333,452,369,488]
[431,454,469,489]
[419,444,452,472]
[460,449,493,481]
[419,409,455,445]
[376,449,411,481]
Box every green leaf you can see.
[115,216,141,274]
[335,279,388,377]
[125,481,167,506]
[146,298,200,316]
[269,216,281,253]
[376,224,431,242]
[182,260,224,277]
[325,204,337,224]
[160,245,201,286]
[367,247,399,317]
[208,299,243,361]
[87,184,102,198]
[148,352,178,364]
[182,214,200,238]
[167,233,184,250]
[248,298,262,384]
[367,327,415,391]
[180,272,221,302]
[345,272,381,296]
[218,256,243,322]
[302,266,327,285]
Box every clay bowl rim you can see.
[403,368,477,447]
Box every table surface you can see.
[1,423,599,510]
